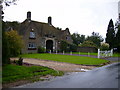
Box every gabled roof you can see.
[19,19,64,37]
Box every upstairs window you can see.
[66,36,70,40]
[30,31,35,39]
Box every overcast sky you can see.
[3,0,119,38]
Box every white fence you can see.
[98,49,113,58]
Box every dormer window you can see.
[29,31,35,39]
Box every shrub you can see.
[69,44,77,52]
[79,40,97,48]
[38,46,45,53]
[60,41,69,52]
[18,57,23,65]
[100,42,109,50]
[60,41,77,52]
[5,30,24,57]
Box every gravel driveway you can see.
[10,58,96,72]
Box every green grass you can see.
[20,53,108,65]
[2,64,63,84]
[71,52,97,56]
[70,52,120,57]
[112,53,120,57]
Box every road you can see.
[15,62,119,88]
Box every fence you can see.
[98,49,113,58]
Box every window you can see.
[30,32,35,38]
[28,43,36,50]
[66,36,70,40]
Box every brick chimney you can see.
[27,11,31,20]
[48,16,52,25]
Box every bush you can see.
[78,40,97,48]
[60,41,77,52]
[60,41,69,52]
[69,44,77,52]
[100,42,109,50]
[2,30,23,65]
[17,57,23,66]
[38,46,45,53]
[5,30,24,57]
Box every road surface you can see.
[15,62,119,88]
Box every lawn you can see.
[71,52,97,56]
[2,64,63,84]
[70,52,120,57]
[20,53,108,65]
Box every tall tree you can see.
[105,19,115,49]
[71,33,85,46]
[2,0,18,64]
[86,32,103,48]
[115,25,120,52]
[1,0,17,19]
[2,22,10,64]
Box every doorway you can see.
[46,40,53,52]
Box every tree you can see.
[1,0,18,64]
[71,33,85,46]
[60,40,77,52]
[86,32,103,48]
[60,41,70,52]
[115,25,120,52]
[100,42,109,50]
[79,40,97,48]
[2,30,10,64]
[5,30,24,57]
[3,21,20,31]
[1,0,17,19]
[105,19,115,49]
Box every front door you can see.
[46,40,53,52]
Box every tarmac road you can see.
[15,62,120,88]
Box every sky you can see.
[3,0,119,38]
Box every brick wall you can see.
[77,47,97,53]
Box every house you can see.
[18,11,73,53]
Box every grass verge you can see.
[20,53,108,65]
[2,64,63,84]
[71,52,120,57]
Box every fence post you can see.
[50,50,51,54]
[70,51,72,55]
[63,51,64,55]
[88,52,90,56]
[105,50,107,57]
[98,49,100,58]
[56,50,57,54]
[111,49,113,56]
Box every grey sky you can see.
[3,0,119,38]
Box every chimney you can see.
[27,11,31,20]
[48,16,52,25]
